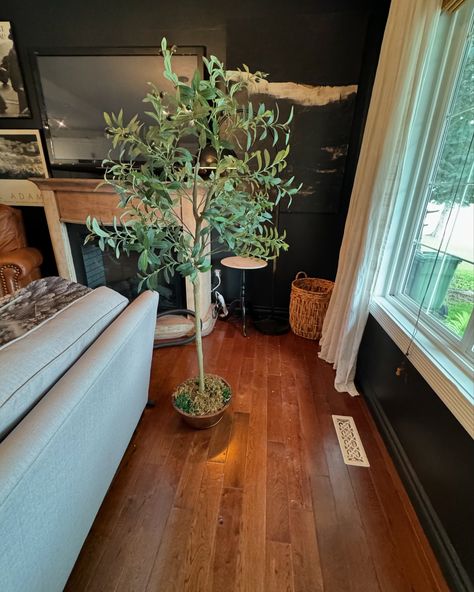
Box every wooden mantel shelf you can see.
[32,178,110,192]
[33,178,128,226]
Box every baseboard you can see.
[361,383,474,592]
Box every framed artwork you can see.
[0,130,49,179]
[234,78,358,214]
[0,21,30,117]
[227,13,369,214]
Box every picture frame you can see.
[0,130,49,179]
[0,21,31,118]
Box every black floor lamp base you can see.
[254,316,290,335]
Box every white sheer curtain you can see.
[319,0,442,396]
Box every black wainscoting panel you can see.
[356,314,474,592]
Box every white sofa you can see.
[0,286,158,592]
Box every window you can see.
[372,4,474,436]
[398,20,473,359]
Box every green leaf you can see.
[91,218,109,238]
[284,105,294,126]
[248,102,253,120]
[246,130,252,151]
[192,68,201,90]
[264,149,270,168]
[138,250,148,272]
[179,84,194,103]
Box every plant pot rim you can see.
[171,374,232,418]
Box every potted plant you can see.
[87,38,300,428]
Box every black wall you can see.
[1,0,389,310]
[357,315,474,592]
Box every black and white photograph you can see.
[0,130,48,179]
[0,21,30,117]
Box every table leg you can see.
[241,269,247,337]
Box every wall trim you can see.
[361,384,474,592]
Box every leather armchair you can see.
[0,204,43,297]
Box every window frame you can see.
[372,4,474,437]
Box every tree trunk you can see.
[193,274,205,394]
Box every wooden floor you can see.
[66,320,449,592]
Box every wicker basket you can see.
[289,272,334,340]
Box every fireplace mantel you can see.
[0,178,214,334]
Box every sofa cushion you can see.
[0,286,128,440]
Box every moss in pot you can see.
[172,375,232,429]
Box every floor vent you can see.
[332,415,370,467]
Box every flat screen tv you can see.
[33,47,204,170]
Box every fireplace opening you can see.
[17,206,58,277]
[67,223,185,311]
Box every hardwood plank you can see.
[347,464,412,592]
[309,474,351,592]
[281,396,313,511]
[211,487,244,592]
[223,412,250,489]
[265,541,294,592]
[232,354,255,414]
[216,330,235,375]
[235,360,268,592]
[267,374,284,443]
[264,334,281,377]
[144,506,194,592]
[183,462,225,592]
[173,430,213,510]
[207,410,234,463]
[243,330,257,358]
[266,440,290,544]
[289,508,324,592]
[227,328,247,380]
[202,321,226,375]
[294,365,330,478]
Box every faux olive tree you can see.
[87,38,299,398]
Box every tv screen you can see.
[34,48,204,168]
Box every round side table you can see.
[221,256,268,337]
